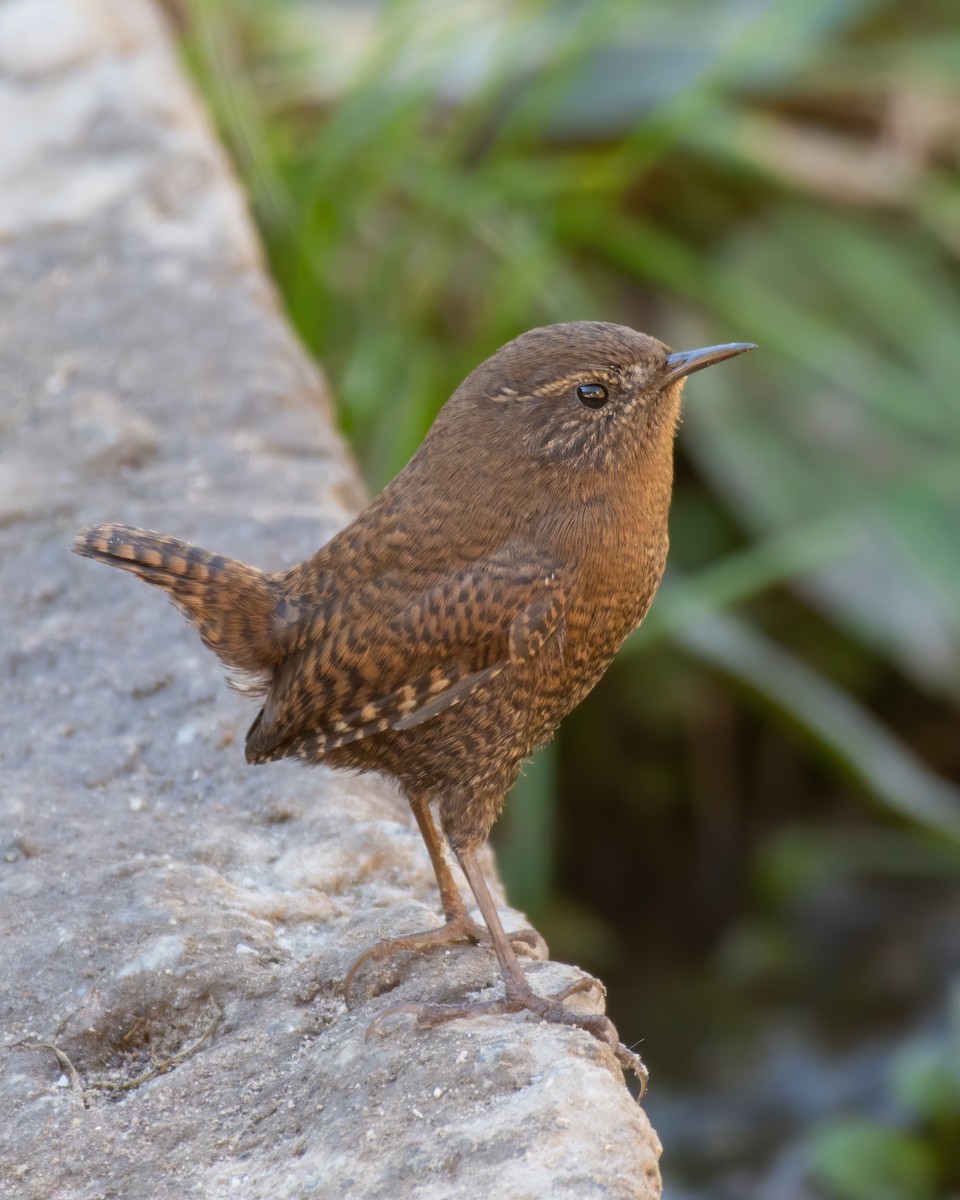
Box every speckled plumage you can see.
[75,321,754,1082]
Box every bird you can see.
[74,321,755,1087]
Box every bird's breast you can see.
[510,524,669,738]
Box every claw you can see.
[344,923,455,1008]
[502,926,550,960]
[364,1002,430,1041]
[550,976,603,1004]
[615,1044,649,1096]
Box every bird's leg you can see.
[367,845,648,1092]
[343,797,546,1006]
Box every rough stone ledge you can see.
[0,1,662,1196]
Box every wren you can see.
[74,321,755,1087]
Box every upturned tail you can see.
[73,522,280,678]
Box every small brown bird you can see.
[74,321,754,1085]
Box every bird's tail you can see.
[73,522,280,678]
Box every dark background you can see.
[177,2,960,1196]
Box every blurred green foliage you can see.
[180,0,960,1194]
[808,987,960,1199]
[810,1123,938,1200]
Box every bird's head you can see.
[441,321,755,480]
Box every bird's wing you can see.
[245,543,565,762]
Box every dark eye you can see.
[576,382,609,409]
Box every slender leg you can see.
[457,848,543,994]
[342,796,547,1006]
[409,794,472,923]
[366,844,649,1092]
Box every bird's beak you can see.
[661,342,757,385]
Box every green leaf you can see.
[673,610,960,841]
[891,1036,960,1123]
[808,1121,937,1200]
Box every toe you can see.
[510,927,549,960]
[552,977,603,1004]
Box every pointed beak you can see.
[661,342,757,385]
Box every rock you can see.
[0,1,662,1196]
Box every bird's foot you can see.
[343,915,547,1008]
[462,915,548,961]
[367,975,648,1093]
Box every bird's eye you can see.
[576,383,609,409]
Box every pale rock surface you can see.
[0,1,662,1196]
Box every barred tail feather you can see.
[73,522,279,676]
